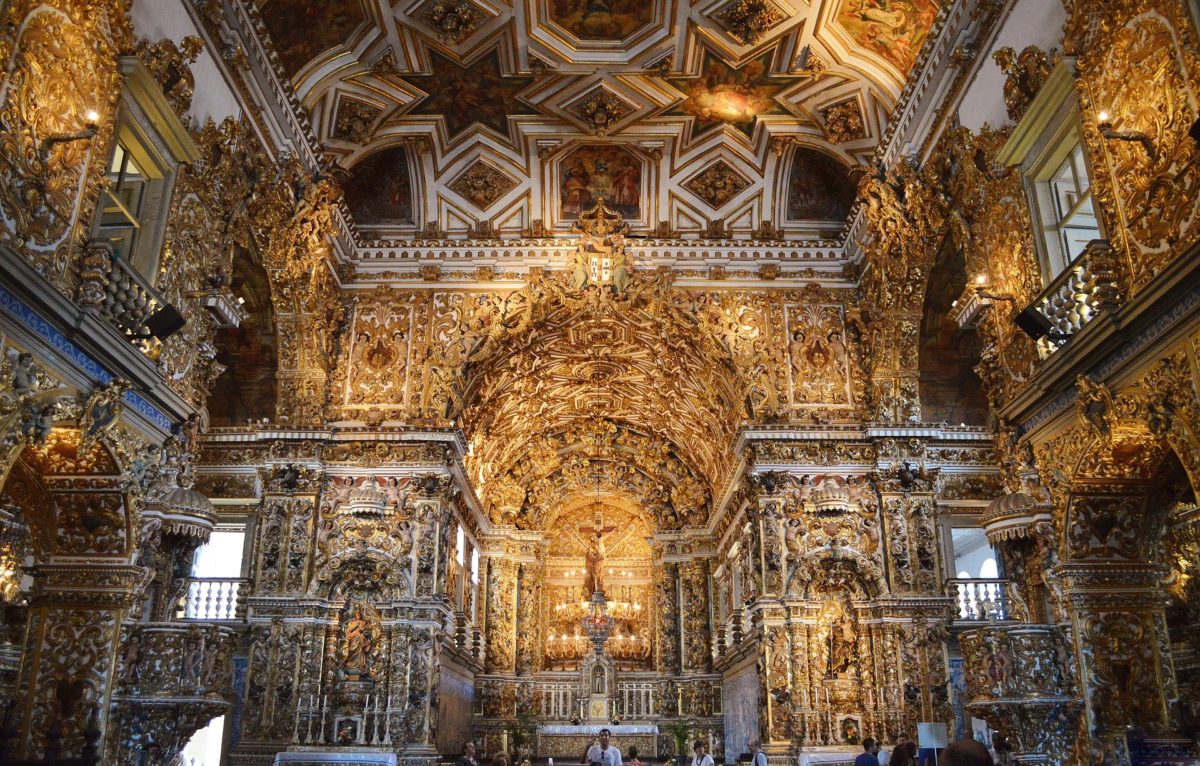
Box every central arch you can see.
[455,273,748,531]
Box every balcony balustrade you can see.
[179,577,249,621]
[947,578,1029,623]
[77,240,182,352]
[1025,240,1121,358]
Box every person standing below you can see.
[457,742,480,766]
[855,739,881,766]
[749,740,767,766]
[628,746,643,766]
[691,741,714,766]
[940,739,993,766]
[881,734,907,766]
[582,728,623,766]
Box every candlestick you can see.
[306,693,316,743]
[361,694,371,745]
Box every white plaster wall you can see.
[957,0,1067,132]
[131,0,242,125]
[722,661,761,763]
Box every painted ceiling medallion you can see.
[715,0,787,46]
[684,160,751,209]
[566,87,637,135]
[448,160,519,210]
[413,0,483,44]
[398,49,537,141]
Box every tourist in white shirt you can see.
[749,740,767,766]
[691,741,715,766]
[582,728,623,766]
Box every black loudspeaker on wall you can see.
[145,304,186,340]
[1014,306,1055,340]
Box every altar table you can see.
[273,750,398,766]
[536,724,659,760]
[796,748,861,766]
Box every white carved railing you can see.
[537,681,579,720]
[1028,240,1121,358]
[181,577,248,621]
[947,578,1028,623]
[616,681,657,720]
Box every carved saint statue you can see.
[580,511,616,597]
[825,600,858,677]
[340,598,383,680]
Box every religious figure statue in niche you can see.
[340,597,383,680]
[580,511,616,596]
[824,600,858,677]
[592,664,606,694]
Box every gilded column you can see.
[515,561,543,676]
[413,482,456,599]
[254,464,321,595]
[1058,562,1176,757]
[751,473,788,599]
[656,560,681,675]
[681,559,712,673]
[10,563,145,759]
[484,554,518,674]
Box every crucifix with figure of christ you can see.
[580,510,616,597]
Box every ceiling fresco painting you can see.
[834,0,941,73]
[342,146,414,226]
[397,48,538,141]
[665,49,802,141]
[559,145,643,219]
[785,147,856,221]
[253,0,943,238]
[257,0,368,77]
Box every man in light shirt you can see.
[749,740,767,766]
[582,728,623,766]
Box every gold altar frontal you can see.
[535,726,659,760]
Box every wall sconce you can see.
[1097,111,1156,161]
[40,109,100,156]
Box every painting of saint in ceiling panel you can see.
[667,51,796,140]
[835,0,941,74]
[559,145,642,219]
[258,0,368,77]
[343,147,414,226]
[399,50,536,141]
[785,148,855,221]
[549,0,656,40]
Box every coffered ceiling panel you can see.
[253,0,943,243]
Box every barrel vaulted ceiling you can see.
[253,0,942,241]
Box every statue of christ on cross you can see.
[580,510,616,597]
